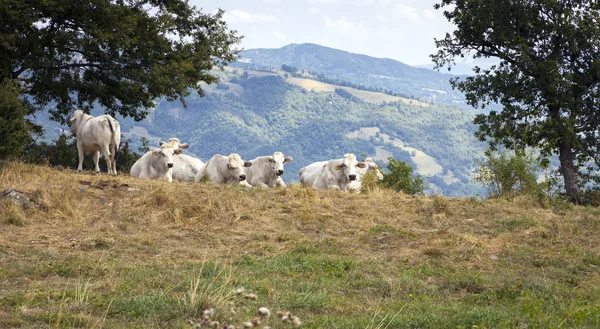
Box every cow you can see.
[158,138,204,182]
[244,152,293,188]
[348,158,384,191]
[129,143,182,182]
[194,154,253,187]
[299,153,366,190]
[68,110,121,175]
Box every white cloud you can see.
[375,15,389,23]
[307,0,341,4]
[225,9,280,24]
[309,6,322,15]
[323,16,367,39]
[394,4,436,23]
[272,30,287,40]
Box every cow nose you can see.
[349,174,357,181]
[167,163,173,168]
[276,169,284,176]
[239,174,246,181]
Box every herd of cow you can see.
[68,110,384,191]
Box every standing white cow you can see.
[244,152,293,188]
[348,158,384,191]
[300,154,366,190]
[68,110,121,175]
[194,154,253,187]
[130,143,182,182]
[158,138,204,182]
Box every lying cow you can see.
[68,110,121,175]
[300,153,366,190]
[244,152,293,188]
[158,138,204,182]
[194,154,253,187]
[348,158,384,191]
[130,143,182,182]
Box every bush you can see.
[380,157,424,195]
[474,150,542,198]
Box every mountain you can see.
[233,43,472,109]
[30,44,489,196]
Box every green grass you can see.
[1,162,600,328]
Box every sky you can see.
[192,0,456,66]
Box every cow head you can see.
[159,137,189,149]
[265,152,293,177]
[227,154,252,181]
[364,158,384,181]
[68,110,85,136]
[334,153,366,181]
[152,144,182,169]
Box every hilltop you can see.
[1,162,600,328]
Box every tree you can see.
[432,0,600,202]
[0,80,40,159]
[380,157,424,195]
[1,0,242,124]
[473,150,541,198]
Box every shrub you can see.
[474,150,541,198]
[380,157,424,195]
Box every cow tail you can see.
[107,118,119,166]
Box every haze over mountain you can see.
[32,43,487,196]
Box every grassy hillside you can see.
[234,43,469,108]
[2,162,600,328]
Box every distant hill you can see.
[233,43,472,110]
[30,45,490,196]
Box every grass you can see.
[1,161,600,328]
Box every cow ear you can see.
[284,157,293,163]
[159,141,166,146]
[334,164,342,170]
[179,143,189,149]
[152,151,160,156]
[244,161,253,167]
[174,149,182,155]
[357,162,367,168]
[264,157,272,162]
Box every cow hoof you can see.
[77,170,83,174]
[95,171,101,175]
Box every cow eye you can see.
[227,164,232,170]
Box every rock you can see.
[1,189,46,211]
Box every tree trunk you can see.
[558,138,580,203]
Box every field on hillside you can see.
[2,162,600,328]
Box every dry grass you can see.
[1,161,600,328]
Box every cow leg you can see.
[76,141,85,174]
[275,177,287,188]
[100,145,113,175]
[93,151,101,174]
[239,180,253,188]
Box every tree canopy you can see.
[0,0,242,124]
[432,0,600,201]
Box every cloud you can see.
[323,16,367,39]
[309,6,322,15]
[394,4,436,23]
[307,0,341,4]
[225,9,280,24]
[262,0,281,3]
[272,30,287,41]
[375,15,389,23]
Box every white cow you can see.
[130,144,182,182]
[68,110,121,175]
[300,153,366,190]
[348,158,384,191]
[194,154,253,187]
[244,152,293,188]
[158,138,204,182]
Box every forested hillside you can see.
[80,69,485,197]
[235,43,471,108]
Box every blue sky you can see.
[192,0,455,66]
